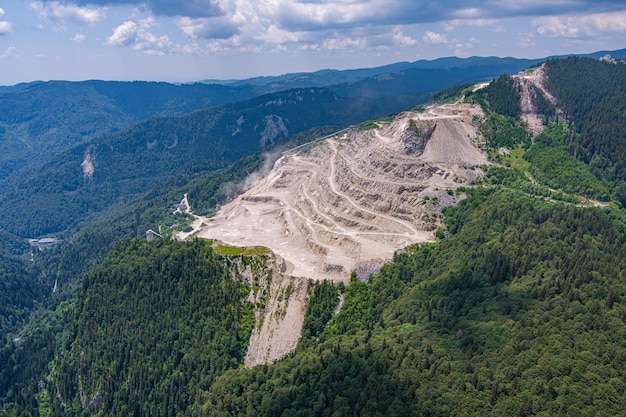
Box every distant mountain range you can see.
[201,48,626,89]
[0,81,265,179]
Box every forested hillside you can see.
[0,88,384,238]
[542,57,626,205]
[50,239,255,416]
[0,227,50,342]
[0,81,262,180]
[0,127,334,414]
[205,188,626,416]
[0,258,46,337]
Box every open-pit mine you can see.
[196,101,490,365]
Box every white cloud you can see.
[422,31,448,44]
[19,0,626,66]
[107,18,174,55]
[205,35,261,54]
[106,21,137,46]
[133,31,173,55]
[0,21,14,35]
[442,18,499,31]
[0,46,18,59]
[518,32,536,47]
[298,43,321,52]
[256,25,301,44]
[0,7,15,35]
[30,1,107,26]
[535,16,582,38]
[422,28,476,54]
[322,36,365,51]
[177,16,239,40]
[534,11,626,38]
[298,34,369,53]
[213,0,626,56]
[392,31,417,46]
[88,1,626,59]
[180,42,200,55]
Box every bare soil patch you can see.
[198,102,488,283]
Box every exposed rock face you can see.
[379,113,436,156]
[197,101,489,365]
[403,119,436,155]
[259,114,289,146]
[216,248,309,368]
[515,64,563,136]
[81,145,96,179]
[244,254,309,367]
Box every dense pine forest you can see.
[544,57,626,179]
[542,57,626,205]
[1,55,626,416]
[54,239,255,416]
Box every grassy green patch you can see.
[408,119,421,135]
[483,166,580,204]
[505,146,530,170]
[525,144,610,201]
[430,83,474,104]
[213,244,271,257]
[357,120,379,131]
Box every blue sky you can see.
[1,1,625,85]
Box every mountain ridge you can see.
[201,48,626,88]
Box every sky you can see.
[0,1,625,85]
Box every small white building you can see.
[146,229,163,242]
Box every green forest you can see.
[54,239,255,417]
[543,57,626,183]
[1,55,626,416]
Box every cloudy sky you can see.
[1,0,625,84]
